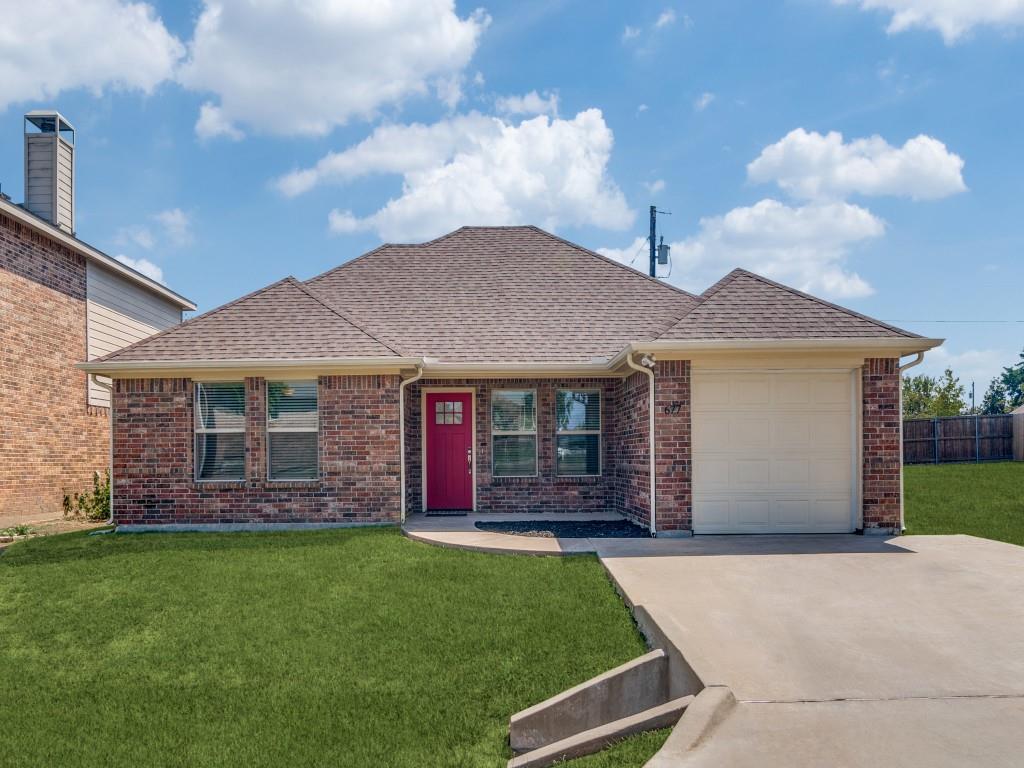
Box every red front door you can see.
[425,392,474,510]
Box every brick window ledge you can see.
[193,480,323,491]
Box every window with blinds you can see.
[267,381,318,480]
[555,389,601,476]
[492,390,537,476]
[194,382,246,481]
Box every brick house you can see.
[0,111,194,522]
[81,226,939,536]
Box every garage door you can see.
[692,370,855,534]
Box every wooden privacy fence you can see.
[903,414,1015,464]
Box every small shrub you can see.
[62,470,110,521]
[1,524,33,537]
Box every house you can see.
[0,111,195,521]
[80,226,940,535]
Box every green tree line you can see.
[903,347,1024,418]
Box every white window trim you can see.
[266,379,320,482]
[555,388,602,477]
[194,381,246,483]
[491,388,538,478]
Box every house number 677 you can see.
[663,401,682,415]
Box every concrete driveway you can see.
[597,534,1024,767]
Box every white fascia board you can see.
[610,337,944,366]
[0,197,196,310]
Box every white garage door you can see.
[692,370,856,534]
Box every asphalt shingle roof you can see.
[97,277,398,362]
[305,226,699,363]
[657,269,918,340]
[94,227,917,366]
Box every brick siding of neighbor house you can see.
[112,375,401,525]
[615,371,652,527]
[862,357,901,532]
[653,360,692,533]
[404,378,621,515]
[0,212,108,519]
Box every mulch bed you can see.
[474,519,648,539]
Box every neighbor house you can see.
[0,111,194,520]
[80,226,939,535]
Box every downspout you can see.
[90,374,115,527]
[399,365,424,524]
[625,353,657,537]
[897,353,925,533]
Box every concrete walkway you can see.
[404,518,1024,766]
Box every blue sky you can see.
[1,0,1022,392]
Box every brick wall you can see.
[112,375,401,525]
[615,371,651,527]
[404,378,621,515]
[653,360,692,532]
[0,211,108,520]
[862,357,901,532]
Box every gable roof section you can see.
[94,277,399,363]
[305,226,700,363]
[657,269,920,341]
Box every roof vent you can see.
[24,110,75,234]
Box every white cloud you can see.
[115,254,165,283]
[0,0,183,111]
[655,9,677,28]
[178,0,489,137]
[836,0,1024,44]
[114,209,192,257]
[114,225,156,250]
[195,102,244,141]
[154,208,193,247]
[281,109,633,242]
[644,179,666,195]
[637,104,649,114]
[622,25,641,40]
[694,92,715,112]
[747,128,966,201]
[916,346,1011,388]
[495,90,559,117]
[600,199,884,298]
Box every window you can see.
[492,390,537,476]
[267,381,318,480]
[555,390,601,476]
[435,399,464,425]
[195,382,245,481]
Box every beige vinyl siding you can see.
[25,135,55,223]
[87,262,182,406]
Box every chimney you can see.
[24,110,75,234]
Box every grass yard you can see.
[904,461,1024,546]
[0,527,667,767]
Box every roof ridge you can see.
[93,277,298,363]
[698,269,743,300]
[290,279,404,356]
[524,225,702,302]
[726,268,920,338]
[304,243,392,286]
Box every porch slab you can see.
[402,512,644,555]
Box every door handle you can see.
[467,447,473,474]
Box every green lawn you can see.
[904,461,1024,546]
[0,528,667,767]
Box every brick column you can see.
[862,358,901,532]
[245,377,266,483]
[654,360,692,534]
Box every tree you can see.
[932,368,967,417]
[1000,347,1024,410]
[902,374,937,418]
[980,379,1009,415]
[901,368,966,418]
